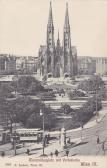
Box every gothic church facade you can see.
[38,2,78,78]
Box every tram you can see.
[0,129,10,144]
[12,128,43,143]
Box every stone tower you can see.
[63,3,73,77]
[46,2,55,77]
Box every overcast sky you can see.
[0,0,107,57]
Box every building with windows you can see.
[77,56,107,76]
[0,54,16,74]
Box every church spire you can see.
[58,30,59,40]
[48,1,53,27]
[57,30,60,46]
[63,2,73,77]
[46,1,55,76]
[64,2,70,28]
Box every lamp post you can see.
[40,105,45,155]
[80,122,84,140]
[14,134,16,156]
[95,88,98,122]
[12,131,19,156]
[60,105,67,148]
[96,83,103,123]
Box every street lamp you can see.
[40,105,45,155]
[80,122,84,140]
[95,84,103,123]
[9,112,16,135]
[12,131,19,156]
[95,86,100,123]
[95,89,98,122]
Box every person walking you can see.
[67,138,70,144]
[66,150,69,157]
[102,142,105,155]
[50,152,53,157]
[97,136,100,144]
[26,149,30,155]
[1,151,5,157]
[55,149,59,157]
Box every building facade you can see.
[0,54,107,76]
[38,2,78,78]
[0,54,16,74]
[0,54,38,74]
[77,56,107,76]
[77,56,96,75]
[16,56,38,74]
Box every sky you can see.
[0,0,107,57]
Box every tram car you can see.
[11,128,43,143]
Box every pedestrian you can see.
[45,135,48,144]
[1,151,5,157]
[55,149,59,157]
[102,142,105,151]
[50,152,53,157]
[97,136,100,144]
[47,134,50,144]
[67,138,70,144]
[23,142,25,147]
[66,150,69,157]
[26,149,30,155]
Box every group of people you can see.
[50,149,69,157]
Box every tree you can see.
[10,97,41,124]
[61,104,73,114]
[25,105,56,130]
[68,89,85,100]
[74,96,102,126]
[78,75,105,97]
[12,75,44,95]
[0,83,13,98]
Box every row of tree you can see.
[68,90,86,100]
[0,75,45,100]
[0,96,56,130]
[12,75,44,95]
[73,95,102,127]
[0,76,51,129]
[78,75,105,96]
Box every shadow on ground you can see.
[73,141,88,148]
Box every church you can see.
[37,2,78,79]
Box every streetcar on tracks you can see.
[11,128,43,143]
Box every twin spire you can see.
[48,1,70,30]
